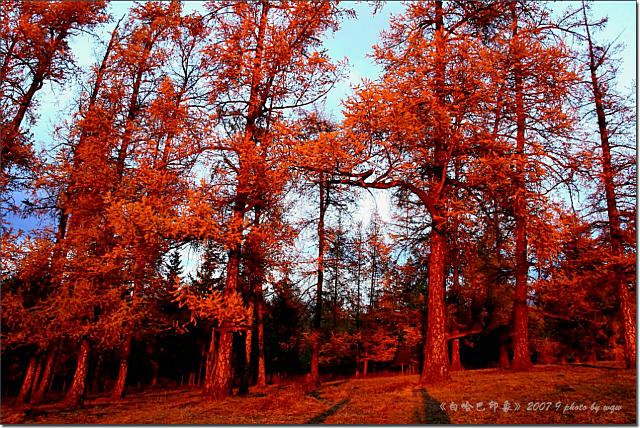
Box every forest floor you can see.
[2,362,635,424]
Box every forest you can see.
[0,0,636,423]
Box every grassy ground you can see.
[2,362,635,424]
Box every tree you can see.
[194,1,348,398]
[575,1,636,369]
[342,0,503,384]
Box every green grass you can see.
[2,362,635,424]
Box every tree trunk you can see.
[16,355,38,405]
[312,177,327,384]
[420,220,450,384]
[500,343,510,369]
[510,4,532,371]
[90,353,102,394]
[198,346,206,386]
[257,301,266,388]
[151,360,159,388]
[32,342,58,403]
[64,338,91,407]
[582,4,636,369]
[311,338,320,383]
[450,339,463,371]
[31,356,44,398]
[204,328,216,388]
[111,336,132,399]
[206,188,244,399]
[363,359,368,377]
[206,329,234,399]
[238,330,251,395]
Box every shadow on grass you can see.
[305,398,350,424]
[569,363,624,370]
[416,389,450,424]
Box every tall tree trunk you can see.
[420,220,450,383]
[312,178,327,384]
[356,231,362,329]
[369,246,376,309]
[510,4,532,371]
[206,1,269,400]
[111,336,132,399]
[450,339,462,371]
[32,342,58,403]
[64,338,91,407]
[16,355,38,405]
[256,301,266,388]
[582,3,636,369]
[333,257,338,328]
[419,0,450,385]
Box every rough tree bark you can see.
[64,338,91,407]
[420,218,450,383]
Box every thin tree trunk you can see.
[111,336,132,399]
[30,356,44,398]
[582,3,636,369]
[32,342,58,403]
[363,359,368,377]
[500,342,510,369]
[257,301,266,388]
[204,329,216,388]
[151,360,159,388]
[16,355,38,405]
[510,4,532,371]
[312,177,327,384]
[356,230,362,329]
[450,339,463,371]
[198,345,206,386]
[238,329,252,395]
[311,339,320,383]
[64,338,91,407]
